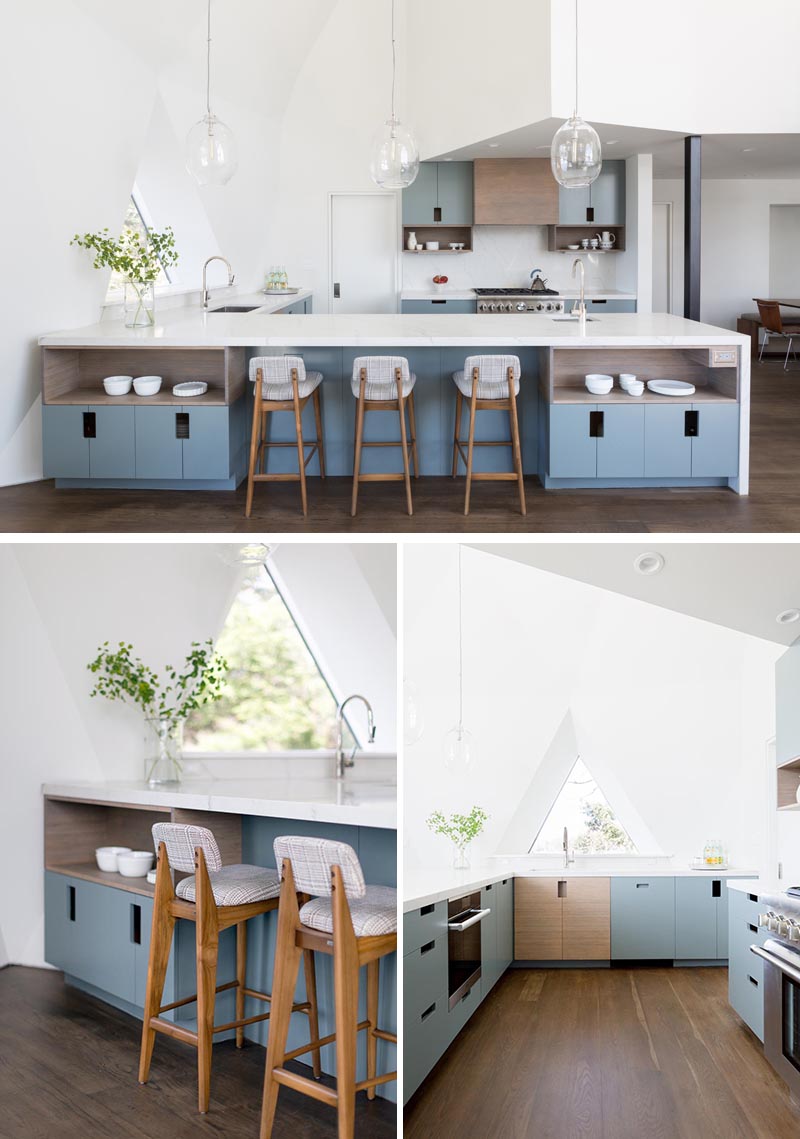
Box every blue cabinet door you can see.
[592,160,626,225]
[728,888,765,1039]
[716,883,730,958]
[402,162,438,224]
[44,872,84,979]
[776,643,800,764]
[480,883,500,996]
[691,404,739,477]
[135,407,183,479]
[585,299,637,314]
[675,877,718,959]
[44,873,136,1002]
[437,162,473,225]
[611,877,676,959]
[42,406,90,478]
[596,405,645,477]
[182,407,231,480]
[549,405,597,477]
[89,406,136,478]
[401,299,477,314]
[644,404,692,477]
[559,186,591,224]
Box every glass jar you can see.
[452,843,470,870]
[145,717,183,786]
[124,279,155,328]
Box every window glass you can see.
[531,757,636,854]
[105,195,171,300]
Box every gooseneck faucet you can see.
[571,258,586,322]
[202,255,235,309]
[335,694,376,780]
[563,826,575,869]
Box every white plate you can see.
[172,381,208,398]
[647,379,696,397]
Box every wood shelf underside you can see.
[44,388,228,407]
[551,385,738,405]
[778,758,800,809]
[46,860,157,897]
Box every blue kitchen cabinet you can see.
[42,406,90,478]
[716,883,731,958]
[777,643,800,765]
[644,404,693,477]
[596,406,645,477]
[675,877,721,960]
[134,407,183,479]
[480,883,501,995]
[402,161,473,225]
[182,407,233,480]
[549,405,598,477]
[728,887,765,1040]
[691,404,739,477]
[559,160,626,226]
[276,298,310,315]
[89,406,136,478]
[497,878,514,970]
[401,299,477,314]
[611,877,676,960]
[584,299,637,314]
[402,162,438,225]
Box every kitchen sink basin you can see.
[208,305,262,313]
[551,315,598,322]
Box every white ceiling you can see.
[434,119,800,181]
[470,543,800,646]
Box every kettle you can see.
[530,269,549,293]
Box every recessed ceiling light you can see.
[742,147,755,153]
[633,552,665,576]
[776,608,800,625]
[488,143,500,148]
[441,157,453,162]
[607,140,619,145]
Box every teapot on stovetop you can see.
[529,270,549,293]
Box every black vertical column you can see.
[684,135,702,321]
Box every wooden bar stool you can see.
[138,823,321,1114]
[350,355,418,516]
[259,836,397,1139]
[451,353,526,516]
[245,355,326,517]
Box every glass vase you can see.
[145,717,183,786]
[124,279,155,328]
[452,844,470,870]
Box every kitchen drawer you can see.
[404,900,447,957]
[611,877,676,960]
[446,975,482,1043]
[403,993,450,1103]
[584,299,637,314]
[401,299,477,314]
[403,934,447,1019]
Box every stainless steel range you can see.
[754,901,800,1096]
[474,288,565,315]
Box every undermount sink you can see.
[208,305,262,313]
[551,315,599,322]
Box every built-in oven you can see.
[752,935,800,1096]
[447,892,491,1010]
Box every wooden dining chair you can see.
[753,299,800,370]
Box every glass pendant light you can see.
[369,0,419,189]
[186,0,238,186]
[403,677,425,746]
[443,547,473,772]
[551,0,602,189]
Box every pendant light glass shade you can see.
[186,113,238,186]
[369,117,419,190]
[551,115,602,188]
[443,725,473,773]
[403,678,425,746]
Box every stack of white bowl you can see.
[585,373,613,395]
[619,373,644,397]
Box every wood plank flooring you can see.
[3,358,800,533]
[0,966,395,1139]
[404,967,800,1139]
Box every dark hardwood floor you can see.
[3,358,800,534]
[405,967,800,1139]
[0,966,395,1138]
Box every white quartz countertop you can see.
[40,310,747,349]
[400,289,637,301]
[43,778,397,830]
[405,864,757,911]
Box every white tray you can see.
[647,379,696,397]
[263,287,301,295]
[172,382,208,398]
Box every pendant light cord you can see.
[390,0,397,123]
[206,0,212,118]
[574,0,579,117]
[457,545,463,731]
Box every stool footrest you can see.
[355,1070,397,1093]
[282,1019,369,1063]
[212,1009,272,1034]
[273,1068,338,1107]
[373,1028,397,1043]
[157,978,238,1014]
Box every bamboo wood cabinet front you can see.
[474,158,559,225]
[514,877,610,961]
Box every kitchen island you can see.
[42,779,397,1101]
[39,310,750,494]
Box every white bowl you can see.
[425,242,440,251]
[103,375,133,396]
[133,375,162,396]
[626,381,645,396]
[585,373,614,395]
[566,244,581,250]
[95,846,132,872]
[619,373,637,391]
[117,850,155,878]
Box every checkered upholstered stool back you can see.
[152,822,222,873]
[273,835,366,898]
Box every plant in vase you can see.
[426,805,489,869]
[70,225,179,327]
[87,639,227,786]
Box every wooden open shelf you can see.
[548,224,626,252]
[402,225,472,253]
[47,859,157,897]
[542,346,740,405]
[778,758,800,810]
[42,346,247,406]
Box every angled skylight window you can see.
[530,757,636,854]
[183,567,353,754]
[105,192,172,301]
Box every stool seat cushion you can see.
[453,369,521,399]
[176,864,281,907]
[299,884,398,936]
[351,372,416,401]
[260,370,323,402]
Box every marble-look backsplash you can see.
[401,225,617,293]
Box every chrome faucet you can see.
[571,258,586,321]
[563,826,574,869]
[335,694,376,780]
[202,256,235,310]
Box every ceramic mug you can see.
[589,239,599,249]
[581,238,590,249]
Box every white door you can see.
[330,193,399,314]
[652,202,672,314]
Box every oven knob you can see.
[516,302,527,312]
[789,922,800,941]
[489,303,497,312]
[500,302,509,312]
[759,913,772,928]
[769,914,780,931]
[778,918,791,937]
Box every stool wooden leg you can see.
[245,376,263,518]
[464,386,478,516]
[196,853,220,1114]
[302,947,322,1079]
[508,385,526,516]
[313,387,326,478]
[333,884,359,1139]
[366,958,379,1101]
[397,395,413,516]
[292,378,308,517]
[351,384,366,517]
[452,390,463,477]
[407,390,419,478]
[235,920,247,1049]
[260,865,303,1139]
[139,842,176,1085]
[260,410,270,474]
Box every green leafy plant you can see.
[426,806,489,850]
[87,639,228,730]
[71,226,179,285]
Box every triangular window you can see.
[530,757,636,854]
[183,567,354,754]
[105,190,173,302]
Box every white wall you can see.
[769,206,800,297]
[618,154,653,311]
[403,545,780,874]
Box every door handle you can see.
[333,282,341,299]
[589,410,604,437]
[83,412,96,439]
[685,409,699,437]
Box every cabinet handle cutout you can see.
[421,1002,436,1022]
[685,410,699,437]
[434,206,442,223]
[748,923,758,933]
[83,412,96,439]
[712,880,721,898]
[333,282,341,299]
[748,893,758,903]
[420,903,434,916]
[175,412,190,439]
[131,904,142,945]
[557,880,567,898]
[636,882,650,889]
[749,975,759,987]
[589,410,604,438]
[68,885,76,922]
[420,940,435,955]
[431,299,446,305]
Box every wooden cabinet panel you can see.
[474,159,558,225]
[514,877,562,960]
[562,878,610,960]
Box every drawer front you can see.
[403,934,448,1020]
[446,975,482,1044]
[611,877,676,959]
[403,994,450,1103]
[404,900,447,956]
[401,299,477,314]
